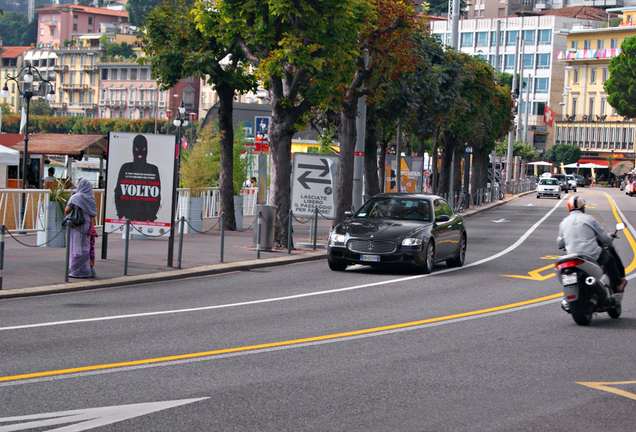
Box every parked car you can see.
[327,193,466,274]
[573,174,586,188]
[549,173,569,192]
[536,178,561,199]
[566,174,578,192]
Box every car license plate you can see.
[361,254,380,262]
[561,273,577,285]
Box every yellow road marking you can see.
[577,381,636,401]
[0,293,563,383]
[502,264,556,281]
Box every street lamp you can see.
[1,64,55,228]
[173,100,189,147]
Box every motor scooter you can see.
[555,223,626,326]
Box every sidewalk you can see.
[0,194,525,299]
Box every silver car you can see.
[566,174,578,192]
[537,178,561,199]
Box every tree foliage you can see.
[0,11,37,46]
[545,143,581,166]
[605,35,636,118]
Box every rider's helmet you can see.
[567,195,586,212]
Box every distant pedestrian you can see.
[43,167,56,187]
[65,178,98,278]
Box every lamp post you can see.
[1,64,55,228]
[173,100,188,148]
[167,100,188,267]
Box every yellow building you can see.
[554,9,636,164]
[0,47,31,114]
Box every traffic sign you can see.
[254,116,270,141]
[291,153,339,218]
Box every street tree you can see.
[545,143,581,166]
[605,35,636,118]
[196,0,371,246]
[140,0,258,230]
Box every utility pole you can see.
[516,40,525,141]
[506,37,520,183]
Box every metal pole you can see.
[20,95,30,232]
[0,225,5,289]
[313,206,318,250]
[177,216,185,269]
[64,226,70,282]
[396,119,402,193]
[451,0,460,50]
[523,73,531,143]
[220,212,225,263]
[494,20,501,76]
[123,219,130,275]
[256,210,262,259]
[288,209,293,254]
[506,36,520,183]
[516,40,525,141]
[353,51,369,210]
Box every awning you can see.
[79,34,102,40]
[0,145,20,165]
[9,133,107,157]
[31,51,42,61]
[23,50,34,61]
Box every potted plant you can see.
[37,178,71,247]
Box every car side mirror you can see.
[435,215,450,223]
[344,211,353,218]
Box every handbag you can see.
[61,206,85,228]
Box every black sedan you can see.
[327,193,467,273]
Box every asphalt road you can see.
[1,187,635,431]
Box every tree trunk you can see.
[363,104,380,201]
[336,97,358,223]
[438,132,457,196]
[217,83,236,230]
[416,135,426,157]
[431,130,439,194]
[470,145,489,204]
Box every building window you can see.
[523,30,535,45]
[505,54,515,70]
[601,98,607,115]
[476,32,488,47]
[584,40,591,50]
[88,17,93,25]
[571,40,578,50]
[120,69,127,80]
[130,68,138,80]
[506,30,519,46]
[461,32,473,47]
[73,23,78,31]
[602,68,608,82]
[573,69,579,84]
[535,77,549,93]
[490,30,504,47]
[538,29,551,45]
[40,28,44,36]
[572,98,578,116]
[50,28,54,36]
[536,53,550,69]
[611,38,618,49]
[140,68,148,80]
[590,68,596,84]
[101,69,109,80]
[588,98,594,116]
[498,8,505,17]
[73,14,78,19]
[523,54,533,69]
[597,39,604,50]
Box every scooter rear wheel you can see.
[608,303,622,319]
[570,300,593,326]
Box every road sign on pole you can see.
[291,153,339,219]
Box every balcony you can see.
[127,100,154,108]
[53,64,69,72]
[554,118,635,153]
[50,102,67,110]
[60,83,89,90]
[82,65,99,72]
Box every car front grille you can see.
[347,240,397,254]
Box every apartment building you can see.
[35,4,129,47]
[1,46,31,113]
[430,9,608,152]
[554,7,636,162]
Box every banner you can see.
[104,132,176,236]
[384,156,423,193]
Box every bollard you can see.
[220,212,225,263]
[64,226,71,282]
[0,225,5,290]
[256,211,262,259]
[288,209,293,254]
[177,216,185,269]
[123,219,130,276]
[313,207,319,250]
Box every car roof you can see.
[370,193,439,200]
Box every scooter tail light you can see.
[555,258,585,270]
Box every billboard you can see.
[104,132,176,236]
[384,156,423,193]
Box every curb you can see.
[0,250,328,299]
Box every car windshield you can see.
[356,198,431,221]
[540,179,558,185]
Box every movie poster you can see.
[104,132,176,236]
[384,156,423,193]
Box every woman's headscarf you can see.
[67,178,98,217]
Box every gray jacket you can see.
[557,210,612,260]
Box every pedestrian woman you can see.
[65,178,98,278]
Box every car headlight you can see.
[402,238,422,247]
[330,233,346,245]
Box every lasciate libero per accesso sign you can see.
[104,132,176,236]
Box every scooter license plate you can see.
[561,273,577,285]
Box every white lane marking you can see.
[491,219,508,223]
[1,198,565,333]
[0,398,208,431]
[602,192,636,281]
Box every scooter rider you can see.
[557,195,627,293]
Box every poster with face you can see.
[104,132,176,236]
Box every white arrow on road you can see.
[491,219,508,223]
[0,398,208,431]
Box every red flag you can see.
[543,106,556,127]
[181,137,188,150]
